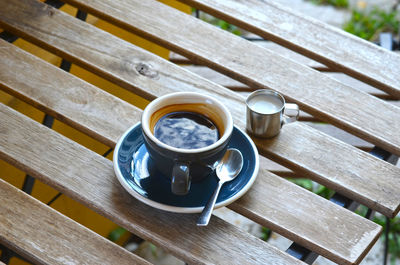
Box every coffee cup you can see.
[246,89,299,138]
[141,92,233,195]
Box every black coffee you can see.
[154,111,219,149]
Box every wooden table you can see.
[1,0,399,264]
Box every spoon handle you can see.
[197,181,224,226]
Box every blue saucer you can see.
[113,122,259,213]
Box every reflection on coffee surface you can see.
[154,111,219,149]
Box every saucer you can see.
[113,122,259,213]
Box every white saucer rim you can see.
[113,122,259,213]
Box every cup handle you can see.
[171,161,191,195]
[282,103,299,125]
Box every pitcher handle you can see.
[283,103,299,125]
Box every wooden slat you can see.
[179,0,400,99]
[238,90,395,126]
[170,41,329,71]
[0,3,400,218]
[0,43,384,265]
[57,0,400,158]
[181,65,250,91]
[0,179,151,265]
[184,66,394,100]
[0,104,305,265]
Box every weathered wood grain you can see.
[0,104,305,265]
[54,0,400,157]
[170,40,329,71]
[0,42,390,261]
[178,0,400,98]
[0,179,151,265]
[1,14,400,219]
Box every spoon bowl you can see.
[216,149,243,182]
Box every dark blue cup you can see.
[141,92,233,195]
